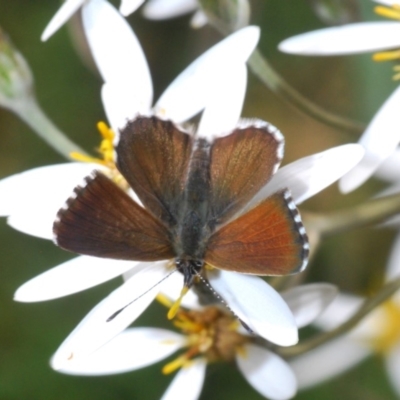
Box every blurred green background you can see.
[0,0,398,399]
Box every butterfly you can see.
[53,116,309,295]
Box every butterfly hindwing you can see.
[209,120,284,225]
[117,117,193,227]
[53,171,175,261]
[204,189,309,275]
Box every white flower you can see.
[3,0,259,302]
[51,283,337,400]
[38,140,363,366]
[291,231,400,396]
[278,1,400,193]
[42,0,147,40]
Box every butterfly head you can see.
[175,258,204,288]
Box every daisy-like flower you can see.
[42,0,146,40]
[278,0,400,193]
[1,0,259,300]
[290,231,400,396]
[51,283,337,400]
[40,139,364,367]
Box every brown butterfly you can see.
[53,116,309,292]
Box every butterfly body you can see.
[54,116,309,290]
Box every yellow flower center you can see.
[158,301,249,375]
[70,121,128,189]
[370,300,400,354]
[373,4,400,78]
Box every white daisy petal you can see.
[384,342,400,396]
[374,0,400,6]
[340,86,400,193]
[209,271,298,346]
[101,82,149,132]
[375,148,400,182]
[82,0,152,111]
[291,336,371,389]
[196,63,247,139]
[237,344,297,400]
[190,10,208,29]
[41,0,85,41]
[0,163,102,239]
[244,144,364,211]
[143,0,198,20]
[57,328,185,375]
[14,256,138,302]
[160,358,207,400]
[282,283,338,328]
[279,22,400,55]
[119,0,145,16]
[386,231,400,281]
[51,261,169,370]
[154,26,259,123]
[315,293,363,330]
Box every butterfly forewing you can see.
[117,117,193,227]
[204,189,309,275]
[53,171,175,261]
[209,120,284,225]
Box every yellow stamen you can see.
[162,355,189,375]
[69,121,116,167]
[69,152,107,165]
[173,317,203,332]
[370,300,400,353]
[156,293,173,309]
[167,286,189,320]
[374,5,400,21]
[373,50,400,62]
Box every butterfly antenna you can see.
[194,271,254,334]
[106,269,177,322]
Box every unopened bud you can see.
[0,27,34,113]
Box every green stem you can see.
[248,50,365,135]
[306,193,400,237]
[279,276,400,358]
[14,95,88,160]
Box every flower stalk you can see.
[0,26,87,160]
[279,275,400,358]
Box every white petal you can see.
[154,26,259,123]
[385,341,400,396]
[56,327,185,375]
[161,358,207,400]
[101,82,150,132]
[83,0,152,114]
[119,0,145,16]
[375,148,400,182]
[0,163,102,239]
[196,64,247,139]
[244,144,364,212]
[315,293,384,340]
[373,0,400,6]
[279,22,400,55]
[209,271,298,346]
[386,231,400,281]
[51,261,169,369]
[340,86,400,193]
[190,10,208,29]
[237,344,297,400]
[14,256,138,302]
[290,336,371,389]
[315,293,363,330]
[143,0,198,19]
[282,283,338,328]
[41,0,84,41]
